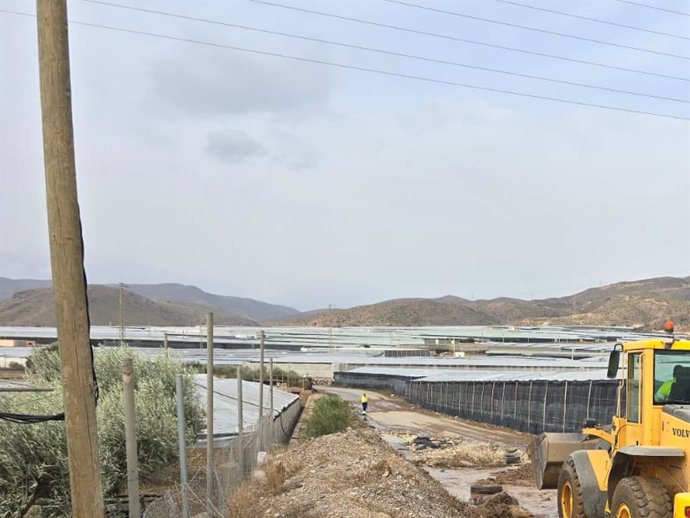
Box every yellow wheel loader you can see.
[529,339,690,518]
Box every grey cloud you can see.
[150,50,330,117]
[271,152,319,171]
[206,129,266,164]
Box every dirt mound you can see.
[493,463,535,487]
[474,492,533,518]
[228,426,532,518]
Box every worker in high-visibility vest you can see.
[655,364,683,402]
[361,393,368,414]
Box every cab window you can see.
[627,353,641,423]
[654,350,690,404]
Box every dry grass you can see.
[226,483,263,518]
[264,461,287,493]
[226,454,304,516]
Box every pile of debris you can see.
[228,426,533,518]
[392,431,527,469]
[493,463,536,487]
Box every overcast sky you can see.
[1,0,689,310]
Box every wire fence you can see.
[143,397,301,518]
[335,371,412,395]
[404,379,621,434]
[335,371,622,434]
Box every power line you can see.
[2,8,688,121]
[83,1,690,104]
[614,0,690,16]
[494,0,690,40]
[247,0,690,83]
[383,0,690,60]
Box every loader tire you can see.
[557,458,587,518]
[611,476,672,518]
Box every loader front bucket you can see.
[528,433,602,489]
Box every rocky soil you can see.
[227,425,533,518]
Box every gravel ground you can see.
[227,425,532,518]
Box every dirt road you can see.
[322,386,558,518]
[324,386,529,446]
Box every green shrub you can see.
[0,345,205,518]
[303,396,352,438]
[0,361,25,372]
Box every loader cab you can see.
[608,341,690,447]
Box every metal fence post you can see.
[513,381,518,420]
[175,375,190,518]
[490,382,496,419]
[542,381,549,432]
[471,383,476,416]
[480,383,486,417]
[586,380,593,420]
[259,330,265,416]
[269,358,274,418]
[237,365,244,477]
[500,382,506,421]
[527,381,533,432]
[562,381,569,432]
[122,358,140,518]
[458,383,463,414]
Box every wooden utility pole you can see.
[36,1,105,516]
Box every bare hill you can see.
[124,283,298,321]
[0,278,298,323]
[0,286,257,326]
[282,276,690,330]
[284,297,494,327]
[0,277,51,301]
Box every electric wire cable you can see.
[1,392,61,414]
[383,0,690,60]
[1,8,688,122]
[81,1,690,105]
[493,0,690,40]
[247,0,690,83]
[614,0,690,16]
[192,381,265,409]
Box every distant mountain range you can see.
[277,277,690,331]
[1,276,688,330]
[0,278,298,326]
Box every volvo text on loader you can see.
[529,338,690,518]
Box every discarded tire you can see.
[505,453,521,465]
[470,484,503,495]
